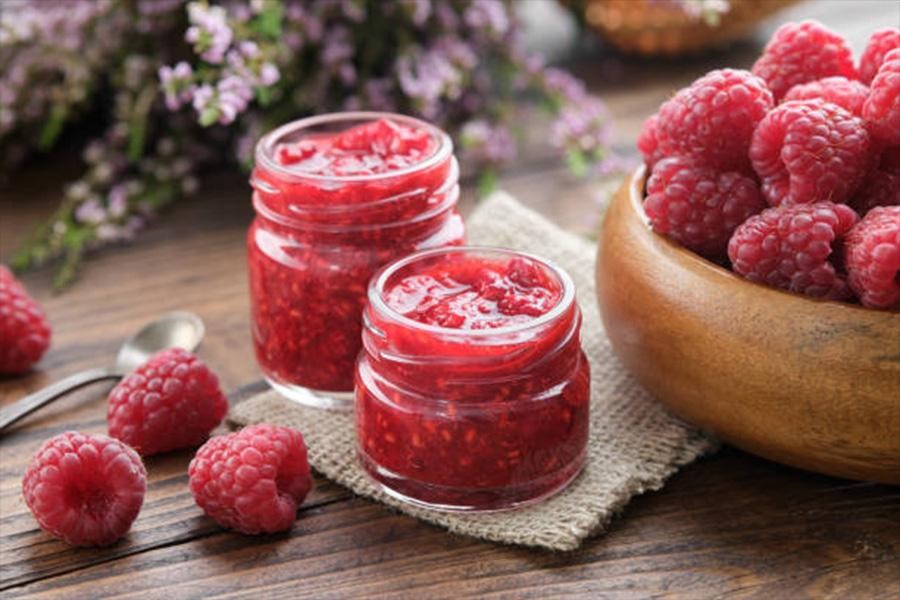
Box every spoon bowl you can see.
[116,312,206,373]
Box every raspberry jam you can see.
[249,113,464,409]
[356,247,590,511]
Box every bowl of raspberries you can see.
[596,21,900,484]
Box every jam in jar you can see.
[249,113,464,409]
[356,247,590,511]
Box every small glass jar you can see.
[356,247,590,511]
[248,112,464,409]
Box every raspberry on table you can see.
[728,202,859,300]
[188,424,312,534]
[22,431,146,547]
[0,265,51,374]
[862,48,900,146]
[656,69,773,172]
[107,348,228,456]
[782,76,868,117]
[750,99,871,206]
[751,20,857,101]
[859,27,900,85]
[636,114,668,168]
[845,206,900,309]
[644,157,767,259]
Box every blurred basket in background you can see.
[576,0,800,56]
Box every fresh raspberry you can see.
[644,157,767,259]
[22,432,146,546]
[852,170,900,214]
[636,114,668,168]
[107,348,228,456]
[0,265,51,374]
[750,99,871,206]
[862,48,900,146]
[782,76,868,117]
[751,20,857,101]
[859,28,900,85]
[845,206,900,309]
[188,424,312,534]
[656,69,773,172]
[728,202,859,300]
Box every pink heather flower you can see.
[185,2,233,64]
[159,61,194,110]
[464,0,510,38]
[461,119,517,164]
[75,198,107,225]
[400,0,431,26]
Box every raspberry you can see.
[107,348,228,456]
[750,99,871,206]
[782,76,869,117]
[852,169,900,214]
[845,206,900,309]
[0,265,51,374]
[656,69,773,172]
[22,432,146,546]
[751,20,857,101]
[862,48,900,146]
[644,157,767,259]
[636,114,668,168]
[188,424,312,534]
[728,202,859,300]
[859,28,900,85]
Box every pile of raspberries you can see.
[638,22,899,310]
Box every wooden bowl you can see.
[596,168,900,484]
[575,0,800,57]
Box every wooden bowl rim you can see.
[626,166,894,319]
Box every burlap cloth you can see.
[229,191,716,551]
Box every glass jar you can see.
[248,112,464,409]
[356,247,590,511]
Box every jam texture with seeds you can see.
[356,250,590,511]
[248,115,464,394]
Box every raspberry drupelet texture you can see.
[859,28,900,85]
[749,99,871,206]
[644,157,767,259]
[107,348,228,456]
[782,76,869,117]
[728,202,859,300]
[22,432,146,547]
[845,206,900,309]
[862,48,900,146]
[0,265,51,374]
[656,69,773,172]
[636,114,667,168]
[751,20,857,101]
[188,424,312,534]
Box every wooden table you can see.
[2,1,898,597]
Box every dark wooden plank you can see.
[4,449,898,599]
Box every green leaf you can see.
[253,3,283,39]
[477,169,498,198]
[255,85,272,106]
[38,104,68,149]
[199,106,220,127]
[566,149,588,177]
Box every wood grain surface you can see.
[2,1,899,598]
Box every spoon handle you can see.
[0,367,122,433]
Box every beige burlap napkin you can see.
[229,191,716,551]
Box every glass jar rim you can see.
[368,245,577,338]
[254,111,454,184]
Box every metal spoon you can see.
[0,311,205,433]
